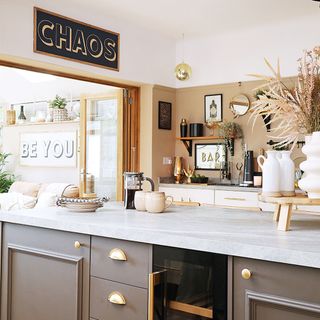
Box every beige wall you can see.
[3,122,79,185]
[152,86,176,186]
[175,78,303,179]
[140,85,153,179]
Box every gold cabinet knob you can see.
[241,268,252,280]
[107,291,126,305]
[108,248,127,261]
[74,241,81,249]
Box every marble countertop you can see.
[1,203,320,268]
[159,183,261,192]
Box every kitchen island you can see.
[1,203,320,320]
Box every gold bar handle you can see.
[108,248,127,261]
[224,197,246,201]
[148,271,165,320]
[107,291,126,305]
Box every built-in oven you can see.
[149,246,228,320]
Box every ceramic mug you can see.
[145,192,173,213]
[134,191,150,211]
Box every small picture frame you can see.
[195,143,227,171]
[158,101,172,130]
[204,94,223,123]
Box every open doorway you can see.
[0,64,140,201]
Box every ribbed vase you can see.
[298,132,320,199]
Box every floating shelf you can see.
[176,136,226,156]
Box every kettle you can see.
[123,172,155,209]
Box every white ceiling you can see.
[0,67,118,105]
[69,0,318,39]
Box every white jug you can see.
[277,151,295,196]
[257,150,282,197]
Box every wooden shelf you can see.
[176,136,225,156]
[3,120,79,127]
[177,136,224,141]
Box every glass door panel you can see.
[80,90,123,200]
[153,246,228,320]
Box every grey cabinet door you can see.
[1,223,90,320]
[233,257,320,320]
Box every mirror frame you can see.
[229,94,251,117]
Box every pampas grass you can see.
[249,47,320,148]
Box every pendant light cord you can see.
[182,33,185,63]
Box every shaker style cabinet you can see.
[233,257,320,320]
[1,224,90,320]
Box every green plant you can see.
[218,121,244,156]
[0,153,15,193]
[218,121,243,139]
[49,95,67,109]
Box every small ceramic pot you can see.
[145,192,173,213]
[134,191,150,212]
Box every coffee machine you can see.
[123,172,155,209]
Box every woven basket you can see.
[53,108,68,122]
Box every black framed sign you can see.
[158,101,172,130]
[204,94,223,122]
[34,7,120,71]
[195,143,227,170]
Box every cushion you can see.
[0,193,37,211]
[34,192,57,209]
[38,183,79,198]
[9,181,41,198]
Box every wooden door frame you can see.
[0,57,140,197]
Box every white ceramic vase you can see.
[298,132,320,199]
[257,150,282,197]
[277,151,295,196]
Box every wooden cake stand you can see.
[259,194,320,231]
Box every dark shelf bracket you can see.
[182,139,193,156]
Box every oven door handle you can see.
[148,270,167,320]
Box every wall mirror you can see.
[229,94,250,117]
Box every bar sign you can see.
[33,7,120,71]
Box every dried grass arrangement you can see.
[249,46,320,148]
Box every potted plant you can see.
[49,95,68,122]
[0,153,15,193]
[249,46,320,198]
[218,121,243,156]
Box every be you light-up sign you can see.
[20,132,77,167]
[34,7,119,71]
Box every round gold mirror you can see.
[229,94,250,117]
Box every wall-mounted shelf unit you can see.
[3,120,79,127]
[176,136,225,156]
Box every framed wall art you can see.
[158,101,172,130]
[195,143,227,170]
[204,94,223,123]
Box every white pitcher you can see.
[257,150,282,197]
[278,151,295,196]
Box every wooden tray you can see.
[259,194,320,231]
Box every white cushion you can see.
[34,192,57,209]
[0,193,37,211]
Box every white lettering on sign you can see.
[20,132,77,167]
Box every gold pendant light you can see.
[175,34,192,81]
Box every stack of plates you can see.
[57,197,109,212]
